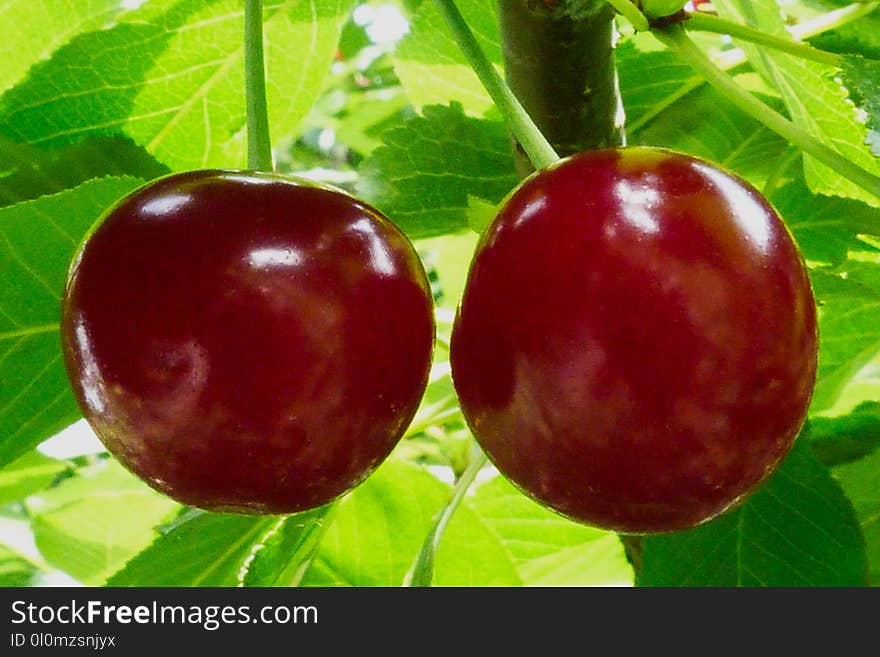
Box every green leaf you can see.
[0,11,172,151]
[337,14,371,59]
[0,0,122,95]
[394,0,499,115]
[773,177,880,266]
[108,512,274,587]
[300,459,521,586]
[356,103,518,239]
[832,448,880,585]
[0,135,168,208]
[639,440,867,586]
[0,176,145,468]
[463,196,498,235]
[470,476,633,586]
[108,505,330,587]
[810,263,880,411]
[0,0,356,171]
[633,83,789,188]
[807,401,880,466]
[434,496,522,586]
[808,2,880,61]
[28,460,178,584]
[0,451,68,505]
[617,37,704,136]
[0,544,39,587]
[26,457,135,511]
[840,54,880,155]
[240,506,332,587]
[713,0,880,206]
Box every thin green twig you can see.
[606,0,649,31]
[245,0,272,171]
[684,12,843,66]
[432,0,559,169]
[403,446,488,587]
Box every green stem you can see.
[684,12,842,66]
[654,25,880,200]
[403,447,489,587]
[432,0,559,169]
[606,0,649,32]
[245,0,273,171]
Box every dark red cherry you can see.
[61,170,435,513]
[450,147,817,533]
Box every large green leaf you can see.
[618,38,705,135]
[633,83,788,188]
[639,440,867,586]
[357,103,518,239]
[773,177,880,266]
[240,506,331,587]
[108,512,276,587]
[833,449,880,585]
[0,0,121,94]
[394,0,499,115]
[840,55,880,155]
[810,263,880,411]
[108,505,330,587]
[0,0,356,171]
[28,460,178,585]
[0,176,145,468]
[807,1,880,60]
[301,459,521,586]
[713,0,880,206]
[470,476,633,586]
[0,135,168,208]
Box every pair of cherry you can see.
[61,146,817,534]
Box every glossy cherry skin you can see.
[451,147,817,533]
[61,170,434,513]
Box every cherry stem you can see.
[683,12,842,66]
[605,0,649,32]
[653,25,880,201]
[403,445,488,587]
[245,0,273,171]
[432,0,559,170]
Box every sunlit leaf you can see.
[0,177,144,468]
